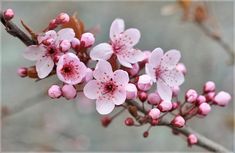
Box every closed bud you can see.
[17,67,27,77]
[148,108,160,119]
[137,74,153,91]
[147,92,161,105]
[62,84,77,100]
[158,101,172,112]
[124,117,134,126]
[196,95,206,105]
[48,85,62,99]
[59,40,71,52]
[213,91,231,107]
[4,9,14,21]
[48,19,57,30]
[203,81,216,93]
[185,89,198,103]
[56,12,70,24]
[138,91,148,102]
[84,68,93,83]
[205,92,215,102]
[124,63,139,77]
[81,32,95,48]
[172,102,179,110]
[126,83,137,100]
[187,134,198,145]
[143,131,149,138]
[171,115,185,128]
[71,38,80,49]
[176,63,187,75]
[198,103,211,116]
[101,116,111,127]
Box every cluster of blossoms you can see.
[4,10,231,147]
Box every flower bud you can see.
[101,116,111,127]
[205,92,215,102]
[213,91,231,107]
[126,83,137,100]
[158,101,172,112]
[176,63,187,75]
[138,91,148,102]
[59,40,71,52]
[171,115,185,128]
[56,12,70,24]
[196,95,206,105]
[17,67,27,77]
[62,84,77,100]
[151,119,159,126]
[84,68,93,82]
[124,117,134,126]
[203,81,216,93]
[124,63,139,77]
[4,9,14,21]
[147,92,161,105]
[198,103,211,116]
[48,19,57,30]
[137,74,153,91]
[148,108,161,119]
[187,134,198,145]
[172,102,179,110]
[143,131,149,138]
[81,32,95,48]
[172,86,180,97]
[71,38,80,49]
[185,89,198,103]
[48,85,62,99]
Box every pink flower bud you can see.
[158,101,172,112]
[56,13,70,24]
[84,68,93,82]
[185,89,198,103]
[148,108,160,119]
[101,116,111,127]
[60,40,71,52]
[171,115,185,128]
[205,92,215,102]
[138,91,148,102]
[172,86,180,97]
[81,33,95,48]
[172,102,179,110]
[147,92,161,105]
[48,19,57,30]
[213,91,231,107]
[198,103,211,116]
[137,74,153,91]
[124,63,139,77]
[71,38,80,49]
[48,85,62,99]
[203,81,216,93]
[17,67,27,78]
[176,63,187,75]
[196,95,206,105]
[187,134,198,145]
[62,84,77,100]
[4,9,14,21]
[126,83,137,100]
[124,117,134,126]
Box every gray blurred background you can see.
[1,1,234,152]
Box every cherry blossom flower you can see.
[56,53,87,85]
[84,60,129,114]
[90,19,144,68]
[23,28,75,78]
[145,48,184,101]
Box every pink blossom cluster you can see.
[11,10,232,147]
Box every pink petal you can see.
[37,30,57,44]
[117,55,132,68]
[161,49,181,70]
[23,45,46,61]
[56,28,75,44]
[119,28,140,48]
[160,69,184,87]
[113,88,126,105]
[121,49,144,64]
[90,43,113,60]
[96,98,115,115]
[145,63,156,82]
[113,70,129,86]
[157,79,172,101]
[149,48,164,67]
[110,18,125,42]
[83,80,99,99]
[36,56,54,78]
[93,60,113,81]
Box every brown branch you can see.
[0,12,36,46]
[126,100,231,153]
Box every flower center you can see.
[103,79,117,94]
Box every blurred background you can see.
[1,1,234,152]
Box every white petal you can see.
[149,48,164,67]
[157,79,172,101]
[119,28,140,48]
[90,43,113,60]
[113,70,129,86]
[110,18,125,42]
[93,60,113,81]
[117,55,132,68]
[36,56,54,78]
[56,28,75,44]
[161,49,181,70]
[23,45,46,61]
[37,30,57,44]
[113,88,126,105]
[83,80,99,99]
[145,63,156,82]
[122,49,145,63]
[96,99,115,115]
[160,69,184,87]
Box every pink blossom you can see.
[126,83,137,100]
[148,108,160,119]
[198,103,211,116]
[158,101,172,112]
[81,32,95,47]
[56,53,87,85]
[23,28,75,78]
[137,74,153,91]
[84,60,129,114]
[90,19,144,68]
[147,92,161,105]
[55,12,70,24]
[213,91,231,106]
[203,81,216,93]
[185,89,198,103]
[146,48,184,101]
